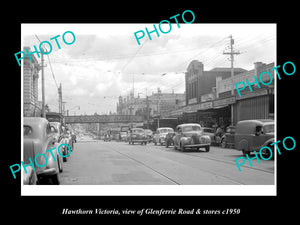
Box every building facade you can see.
[23,47,41,117]
[116,89,185,119]
[217,62,275,125]
[185,60,246,105]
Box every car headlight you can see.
[200,136,211,144]
[181,137,191,144]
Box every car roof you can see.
[24,117,48,126]
[237,119,274,126]
[24,117,48,137]
[177,123,201,128]
[157,127,173,130]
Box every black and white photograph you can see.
[20,23,277,195]
[4,2,299,221]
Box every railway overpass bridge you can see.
[64,114,144,124]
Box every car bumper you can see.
[183,143,210,148]
[131,139,147,142]
[37,168,57,177]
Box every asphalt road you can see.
[59,136,274,185]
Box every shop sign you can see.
[199,101,213,110]
[213,96,236,108]
[236,89,268,100]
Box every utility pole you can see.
[223,35,240,94]
[129,105,133,128]
[58,83,62,114]
[40,50,47,118]
[223,35,240,125]
[146,95,149,129]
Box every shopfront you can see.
[233,88,274,125]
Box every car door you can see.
[252,125,267,151]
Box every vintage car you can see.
[165,132,176,148]
[221,126,236,148]
[234,119,274,157]
[23,166,37,185]
[144,129,154,143]
[153,127,174,145]
[50,122,70,162]
[119,131,128,142]
[64,129,74,151]
[24,117,63,184]
[128,128,147,145]
[202,127,216,145]
[174,123,211,152]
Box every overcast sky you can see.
[22,23,276,115]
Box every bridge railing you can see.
[65,115,144,123]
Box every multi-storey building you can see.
[23,46,41,117]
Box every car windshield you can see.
[263,124,274,133]
[132,129,144,134]
[203,128,214,133]
[182,126,201,132]
[159,128,173,133]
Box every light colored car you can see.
[120,131,128,141]
[174,123,211,152]
[202,127,216,144]
[24,117,63,184]
[50,122,70,162]
[153,127,174,145]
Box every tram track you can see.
[105,143,181,185]
[104,142,248,185]
[177,150,275,174]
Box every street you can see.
[59,136,274,185]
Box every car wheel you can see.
[205,146,210,152]
[51,174,60,185]
[242,149,248,156]
[58,156,63,173]
[154,141,157,145]
[132,141,134,145]
[166,142,169,148]
[144,142,147,145]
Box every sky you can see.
[22,23,276,115]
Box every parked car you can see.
[71,131,77,143]
[220,126,236,148]
[174,123,211,152]
[119,131,128,141]
[165,132,176,148]
[144,129,154,143]
[24,117,63,184]
[234,119,274,157]
[153,127,174,145]
[64,129,74,151]
[23,166,37,185]
[50,122,69,162]
[128,128,147,145]
[202,127,216,145]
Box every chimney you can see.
[254,62,263,77]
